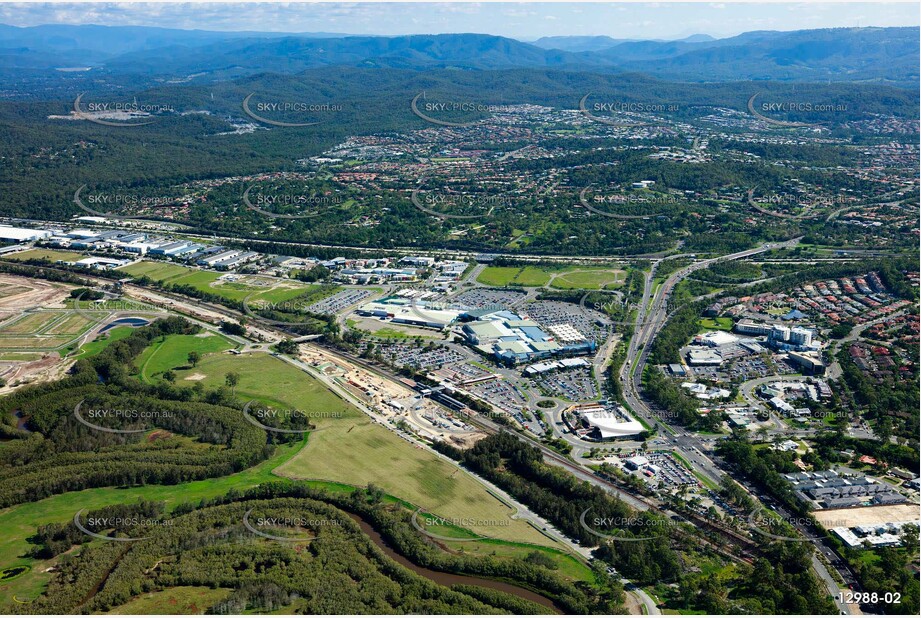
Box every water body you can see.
[348,513,565,614]
[99,317,150,332]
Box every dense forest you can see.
[0,317,274,507]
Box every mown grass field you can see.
[134,332,236,382]
[478,265,626,290]
[117,260,315,305]
[72,326,136,358]
[698,317,734,332]
[477,266,552,287]
[549,268,626,290]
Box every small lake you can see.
[100,317,150,332]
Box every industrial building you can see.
[0,226,52,242]
[784,471,906,509]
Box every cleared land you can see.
[813,504,921,528]
[0,312,62,335]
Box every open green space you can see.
[117,260,313,305]
[163,352,549,544]
[550,268,626,290]
[134,332,235,382]
[698,317,734,332]
[116,260,196,282]
[476,266,552,287]
[71,326,136,358]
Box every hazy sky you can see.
[1,2,918,40]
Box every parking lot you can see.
[524,300,610,344]
[454,288,525,310]
[533,367,598,401]
[726,356,774,381]
[379,343,466,370]
[308,288,373,314]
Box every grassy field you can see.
[476,266,552,287]
[549,269,625,290]
[72,326,136,358]
[117,260,195,282]
[478,265,627,290]
[104,587,231,615]
[44,314,95,336]
[2,249,84,263]
[698,317,734,332]
[166,352,550,546]
[134,332,235,382]
[117,260,312,305]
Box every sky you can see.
[0,2,917,40]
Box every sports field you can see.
[117,260,315,304]
[478,265,626,290]
[476,266,552,287]
[549,268,626,290]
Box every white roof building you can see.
[584,410,645,439]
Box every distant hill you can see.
[0,24,916,87]
[530,35,636,52]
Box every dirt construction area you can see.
[299,345,486,447]
[813,504,921,528]
[0,274,71,316]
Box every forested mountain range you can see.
[1,24,917,86]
